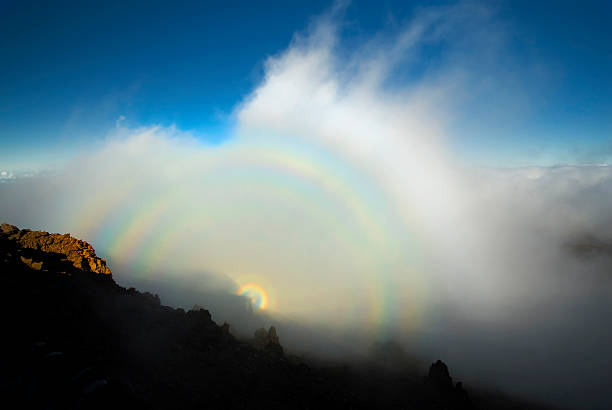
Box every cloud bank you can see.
[2,3,612,409]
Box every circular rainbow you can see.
[237,283,269,310]
[67,132,427,337]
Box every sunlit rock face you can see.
[0,223,112,275]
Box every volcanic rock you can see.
[253,326,284,356]
[0,223,111,275]
[428,360,453,391]
[0,223,554,410]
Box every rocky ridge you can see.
[1,223,111,274]
[0,223,555,410]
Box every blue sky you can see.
[1,0,611,170]
[3,5,612,406]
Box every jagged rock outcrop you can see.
[428,360,471,409]
[253,326,284,356]
[0,223,552,410]
[1,223,111,275]
[428,360,453,391]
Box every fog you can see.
[2,3,612,409]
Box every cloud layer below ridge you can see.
[2,4,612,409]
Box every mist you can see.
[2,3,612,409]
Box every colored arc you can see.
[73,137,424,335]
[237,283,269,310]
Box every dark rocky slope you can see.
[0,224,553,409]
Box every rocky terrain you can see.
[1,223,111,274]
[0,224,554,409]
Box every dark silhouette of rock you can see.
[455,381,470,408]
[254,327,268,347]
[253,326,284,356]
[0,223,555,410]
[427,360,474,409]
[268,326,280,344]
[428,360,453,391]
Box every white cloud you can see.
[2,4,612,408]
